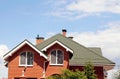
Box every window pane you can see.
[20,52,26,65]
[51,50,56,64]
[57,50,63,64]
[27,52,33,65]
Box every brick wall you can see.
[8,44,45,79]
[8,43,70,79]
[45,43,69,77]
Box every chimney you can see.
[68,36,73,39]
[36,35,44,45]
[62,29,67,36]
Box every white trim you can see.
[19,51,26,66]
[43,60,48,78]
[42,40,73,53]
[4,40,47,60]
[50,49,64,65]
[19,65,33,67]
[19,51,34,66]
[50,64,63,66]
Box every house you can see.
[3,29,115,79]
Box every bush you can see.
[84,62,97,79]
[46,74,62,79]
[46,69,87,79]
[46,62,97,79]
[61,69,87,79]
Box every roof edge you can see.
[41,40,73,53]
[3,39,47,60]
[69,63,115,66]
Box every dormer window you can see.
[19,52,34,66]
[50,50,64,65]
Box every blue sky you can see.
[0,0,119,48]
[0,0,120,79]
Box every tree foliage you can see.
[61,69,87,79]
[84,62,98,79]
[46,62,97,79]
[46,69,87,79]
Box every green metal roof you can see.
[88,47,102,56]
[36,34,115,66]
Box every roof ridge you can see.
[63,35,115,64]
[36,33,115,65]
[58,35,106,57]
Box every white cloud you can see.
[69,21,120,61]
[47,32,56,36]
[0,44,8,79]
[0,45,9,64]
[0,65,8,78]
[108,67,120,79]
[49,0,120,19]
[107,69,117,79]
[69,21,120,78]
[67,0,120,13]
[0,45,9,78]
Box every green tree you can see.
[61,69,87,79]
[46,62,97,79]
[46,69,87,79]
[46,74,62,79]
[84,62,97,79]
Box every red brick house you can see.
[3,30,115,79]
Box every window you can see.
[50,50,64,65]
[20,52,33,66]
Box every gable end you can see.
[3,40,47,60]
[41,40,73,53]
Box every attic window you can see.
[19,52,34,66]
[50,50,64,65]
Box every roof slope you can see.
[3,40,48,61]
[88,47,102,56]
[36,34,115,66]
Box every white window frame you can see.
[50,49,64,65]
[19,51,34,66]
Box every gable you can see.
[3,40,47,61]
[36,34,115,66]
[41,40,73,53]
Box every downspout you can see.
[43,60,48,78]
[42,51,50,78]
